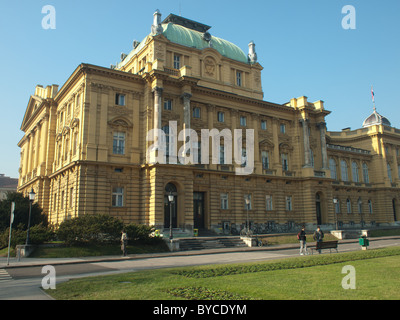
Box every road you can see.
[1,237,399,300]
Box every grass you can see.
[47,246,400,300]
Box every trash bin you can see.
[359,236,369,250]
[193,229,198,237]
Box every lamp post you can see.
[168,192,174,240]
[245,196,250,235]
[333,198,339,231]
[25,188,36,245]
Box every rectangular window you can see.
[285,196,292,211]
[193,107,201,118]
[113,132,125,155]
[261,120,267,130]
[115,93,125,106]
[220,193,229,209]
[266,195,273,211]
[236,71,242,86]
[174,54,181,69]
[281,153,289,171]
[219,145,225,165]
[280,124,286,134]
[217,111,225,123]
[240,116,247,126]
[262,151,269,169]
[164,99,172,110]
[112,187,124,207]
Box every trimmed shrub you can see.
[57,214,124,246]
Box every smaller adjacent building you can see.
[0,174,18,200]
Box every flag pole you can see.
[7,202,15,266]
[371,85,376,112]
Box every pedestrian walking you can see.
[297,225,308,255]
[121,230,128,257]
[313,226,324,254]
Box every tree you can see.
[0,192,48,232]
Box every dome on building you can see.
[161,22,249,64]
[362,108,391,128]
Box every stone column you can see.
[318,122,329,169]
[153,87,163,133]
[181,92,192,163]
[300,119,312,167]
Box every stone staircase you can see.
[178,237,247,251]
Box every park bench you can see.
[310,240,339,254]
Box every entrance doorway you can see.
[164,183,177,228]
[393,199,397,222]
[193,192,205,229]
[316,193,322,225]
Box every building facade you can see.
[17,11,400,233]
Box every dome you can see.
[161,23,249,63]
[362,109,391,128]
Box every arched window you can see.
[362,163,369,183]
[357,197,362,213]
[341,160,349,181]
[347,198,352,213]
[330,158,337,180]
[368,200,373,214]
[352,161,359,182]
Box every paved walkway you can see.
[0,236,399,300]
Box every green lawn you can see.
[47,246,400,300]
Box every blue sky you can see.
[0,0,399,178]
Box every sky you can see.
[0,0,399,178]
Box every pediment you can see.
[20,95,44,130]
[108,116,133,128]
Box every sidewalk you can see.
[2,235,399,269]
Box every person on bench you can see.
[313,226,324,254]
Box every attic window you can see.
[115,93,125,106]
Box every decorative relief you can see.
[204,57,216,76]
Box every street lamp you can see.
[333,198,339,231]
[245,196,250,235]
[26,188,36,245]
[168,192,174,240]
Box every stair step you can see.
[178,237,247,251]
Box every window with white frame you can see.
[115,93,125,106]
[261,151,269,169]
[113,132,125,155]
[112,187,124,207]
[362,163,369,183]
[220,193,229,209]
[193,107,201,118]
[217,111,225,123]
[236,71,242,86]
[352,161,359,182]
[173,54,181,69]
[261,120,267,130]
[266,195,273,211]
[281,153,289,171]
[341,160,349,181]
[164,99,172,111]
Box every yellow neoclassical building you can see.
[18,11,400,234]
